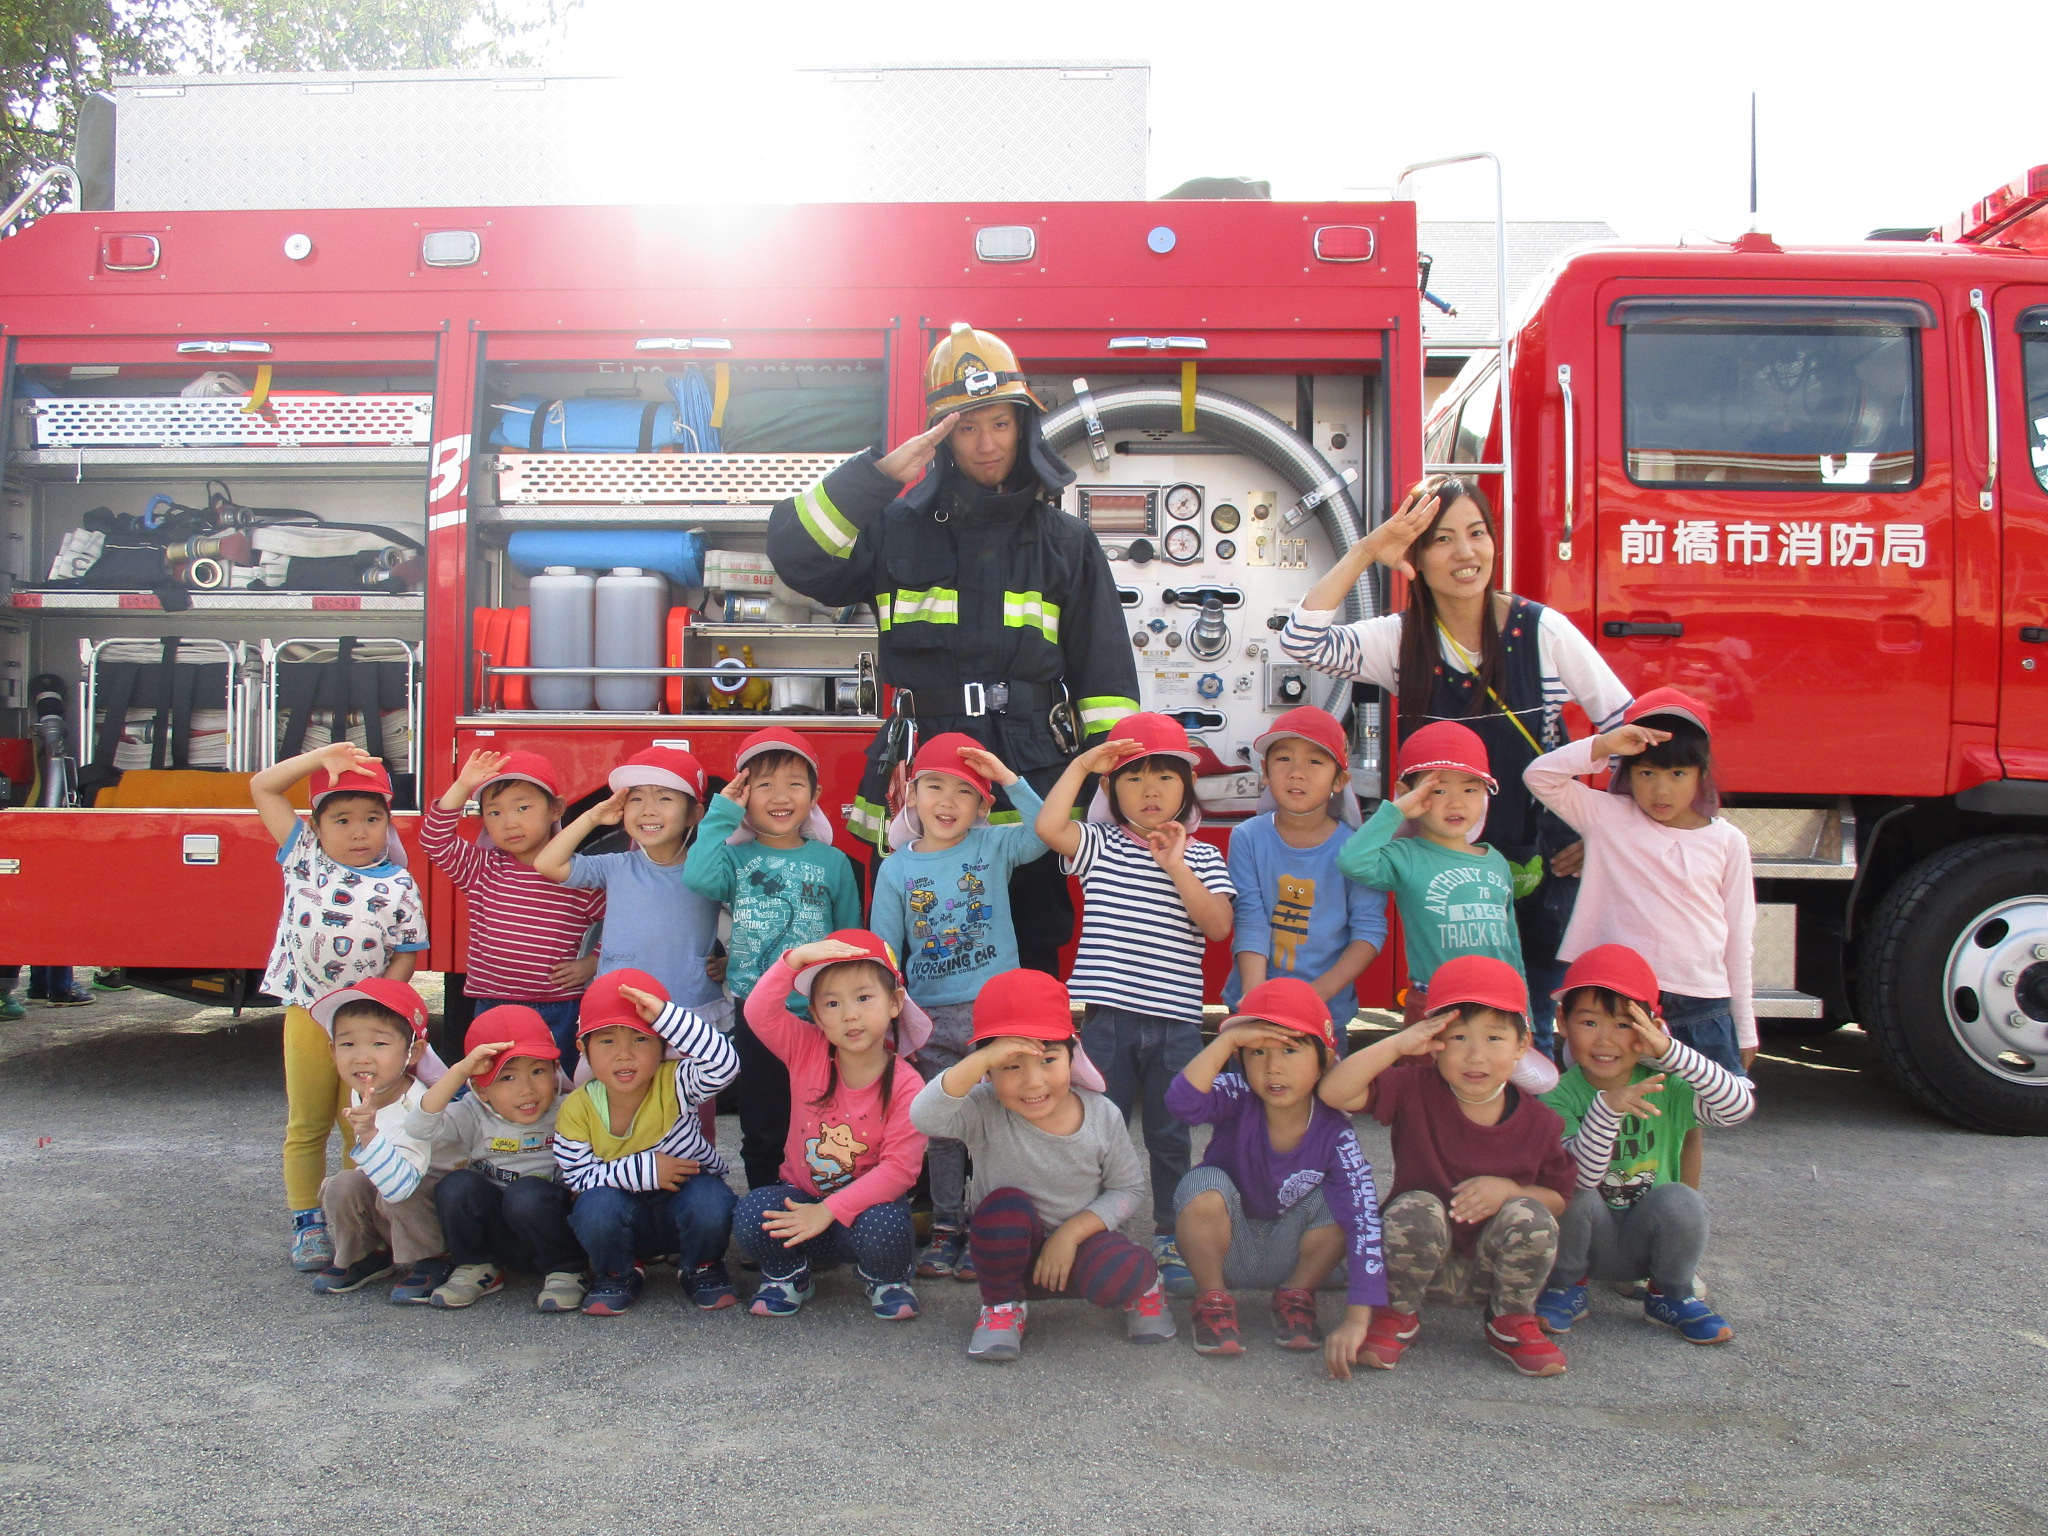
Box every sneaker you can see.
[536,1271,587,1313]
[685,1260,738,1311]
[1191,1289,1244,1356]
[1359,1307,1421,1370]
[866,1279,919,1321]
[311,1251,395,1295]
[582,1266,645,1316]
[93,969,131,991]
[915,1225,967,1279]
[1644,1288,1734,1344]
[968,1300,1028,1362]
[1486,1311,1568,1377]
[389,1256,455,1305]
[429,1262,504,1309]
[1535,1281,1591,1334]
[289,1217,334,1273]
[749,1270,815,1317]
[45,989,94,1007]
[1152,1234,1195,1299]
[1271,1286,1323,1350]
[0,993,25,1022]
[952,1238,978,1283]
[1124,1277,1177,1345]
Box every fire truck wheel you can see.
[1858,835,2048,1135]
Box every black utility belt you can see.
[900,680,1062,718]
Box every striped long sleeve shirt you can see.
[352,1081,439,1204]
[419,805,604,1001]
[552,1002,739,1191]
[1551,1038,1755,1198]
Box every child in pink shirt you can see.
[1522,688,1755,1077]
[734,930,931,1323]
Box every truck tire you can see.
[1857,835,2048,1134]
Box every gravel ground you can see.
[3,986,2046,1535]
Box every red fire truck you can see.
[1423,165,2048,1133]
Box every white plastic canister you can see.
[527,566,595,711]
[595,566,666,711]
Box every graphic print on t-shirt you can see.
[732,862,839,980]
[1271,874,1315,971]
[905,858,1003,984]
[804,1121,869,1191]
[1599,1116,1663,1210]
[1275,1167,1326,1211]
[1419,864,1517,957]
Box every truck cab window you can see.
[2022,311,2048,493]
[1623,318,1919,488]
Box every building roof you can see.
[1416,220,1618,347]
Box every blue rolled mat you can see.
[506,530,704,588]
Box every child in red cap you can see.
[868,730,1048,1280]
[423,749,605,1061]
[1534,944,1754,1345]
[684,727,862,1190]
[1166,978,1387,1358]
[1523,688,1756,1076]
[733,932,931,1321]
[909,968,1173,1361]
[407,1004,588,1313]
[552,969,741,1316]
[1318,955,1576,1379]
[1035,712,1237,1297]
[308,978,454,1303]
[251,741,429,1274]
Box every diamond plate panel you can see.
[29,395,432,447]
[492,452,850,505]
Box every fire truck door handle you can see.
[1603,621,1683,638]
[176,340,273,355]
[2022,626,2048,644]
[1556,364,1576,561]
[1970,288,1998,513]
[1107,336,1208,351]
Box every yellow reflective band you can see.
[796,479,857,559]
[711,362,730,429]
[1180,360,1197,433]
[848,795,889,845]
[1001,590,1061,642]
[1077,695,1138,733]
[884,587,959,628]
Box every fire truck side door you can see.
[1591,287,1954,795]
[1999,294,2048,772]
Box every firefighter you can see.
[766,322,1140,972]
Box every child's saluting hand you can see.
[1072,736,1148,777]
[1589,723,1672,760]
[448,1038,516,1081]
[1392,770,1444,819]
[785,937,872,971]
[1390,1010,1454,1057]
[955,745,1019,787]
[615,984,666,1023]
[452,749,511,797]
[313,740,379,778]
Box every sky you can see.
[552,0,2041,246]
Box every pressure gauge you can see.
[1165,482,1204,522]
[1163,524,1203,564]
[1211,503,1241,533]
[1216,538,1237,561]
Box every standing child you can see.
[733,932,930,1321]
[407,1004,589,1314]
[869,731,1046,1280]
[683,726,862,1189]
[251,741,430,1274]
[308,979,455,1304]
[422,749,603,1060]
[534,746,728,1028]
[553,969,741,1317]
[1318,956,1576,1379]
[1167,978,1387,1357]
[1522,688,1756,1076]
[909,968,1173,1361]
[1225,705,1388,1039]
[1034,711,1236,1297]
[1534,944,1754,1345]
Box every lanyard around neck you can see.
[1433,615,1542,756]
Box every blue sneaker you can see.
[866,1279,919,1321]
[0,991,25,1021]
[686,1260,738,1311]
[1644,1288,1734,1344]
[582,1266,646,1316]
[1152,1234,1195,1299]
[1535,1281,1590,1334]
[388,1256,454,1306]
[289,1216,334,1273]
[311,1250,394,1295]
[749,1270,815,1317]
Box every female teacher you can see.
[1280,476,1633,1054]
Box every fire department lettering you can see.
[1620,519,1929,570]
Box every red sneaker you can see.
[1486,1311,1568,1377]
[1270,1286,1323,1350]
[1191,1289,1244,1355]
[1359,1306,1420,1369]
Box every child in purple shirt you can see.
[1166,977,1385,1358]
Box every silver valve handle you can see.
[1070,377,1111,473]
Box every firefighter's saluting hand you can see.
[765,322,1140,974]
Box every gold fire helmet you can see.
[923,321,1044,422]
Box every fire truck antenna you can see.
[1748,92,1760,231]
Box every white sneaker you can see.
[536,1270,587,1313]
[429,1263,503,1309]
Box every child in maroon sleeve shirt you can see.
[1318,955,1575,1379]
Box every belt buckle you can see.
[963,681,986,717]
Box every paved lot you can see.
[3,987,2046,1536]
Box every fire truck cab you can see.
[1425,167,2048,1132]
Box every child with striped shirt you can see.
[1035,712,1236,1297]
[422,749,604,1060]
